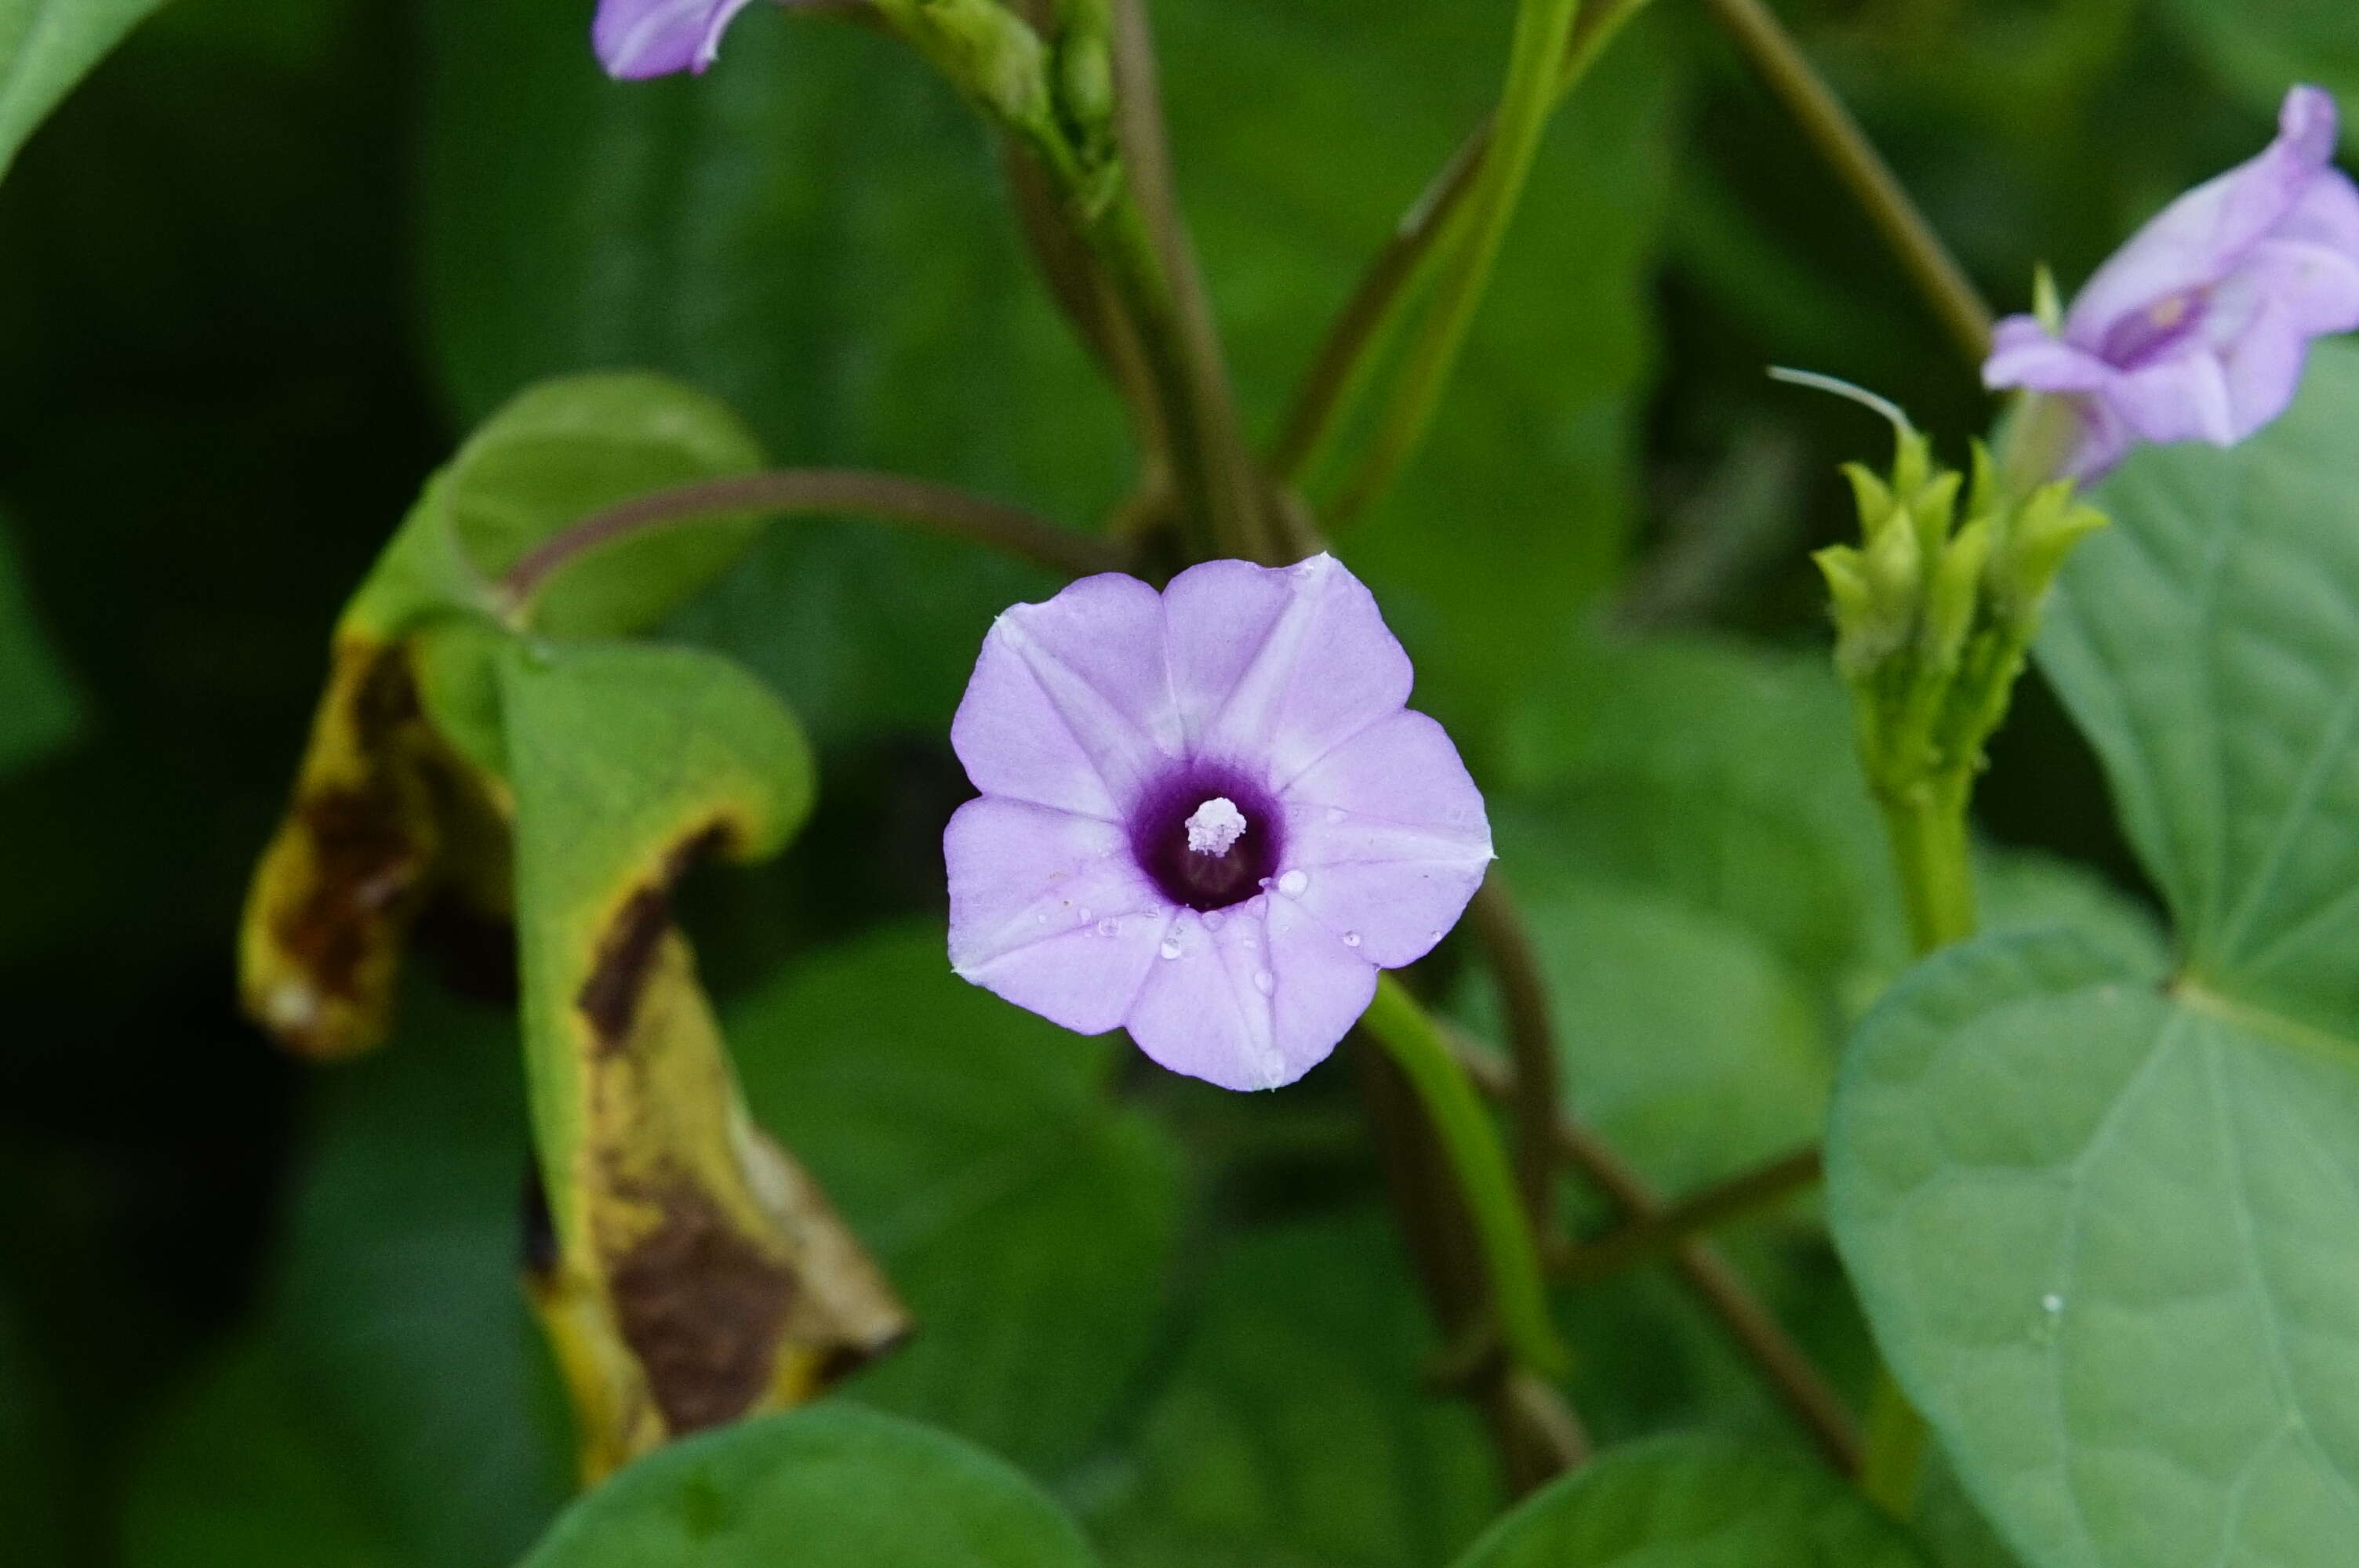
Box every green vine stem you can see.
[1361,975,1571,1379]
[1105,0,1278,564]
[1082,194,1270,563]
[1321,0,1584,527]
[1701,0,1992,364]
[1271,0,1657,502]
[1857,753,1975,1516]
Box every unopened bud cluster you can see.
[874,0,1121,212]
[1817,426,2106,815]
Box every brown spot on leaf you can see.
[267,652,432,1012]
[574,825,729,1052]
[609,1181,795,1436]
[277,785,425,1004]
[576,884,674,1051]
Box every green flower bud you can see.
[1817,543,1902,680]
[878,0,1057,143]
[1903,467,1963,568]
[1053,0,1117,156]
[1920,514,1992,674]
[1994,481,2108,626]
[1844,462,1897,539]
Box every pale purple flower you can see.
[1984,85,2359,480]
[593,0,796,79]
[944,554,1494,1092]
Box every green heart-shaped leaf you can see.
[1445,1433,1926,1566]
[729,925,1185,1483]
[1830,343,2359,1566]
[518,1406,1099,1568]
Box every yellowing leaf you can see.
[238,633,507,1058]
[240,371,773,1057]
[501,640,907,1481]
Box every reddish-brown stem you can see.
[1467,878,1561,1246]
[497,470,1124,612]
[1562,1147,1824,1283]
[1448,1029,1863,1475]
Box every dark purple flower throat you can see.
[1128,762,1285,913]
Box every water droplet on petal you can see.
[1276,869,1308,898]
[1035,913,1049,924]
[1202,909,1227,932]
[1159,938,1182,960]
[1252,970,1274,996]
[1428,929,1443,943]
[1097,918,1118,937]
[1342,931,1361,948]
[1077,906,1092,924]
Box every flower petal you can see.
[1983,316,2114,394]
[2213,292,2328,443]
[1162,554,1413,790]
[2065,85,2342,348]
[2235,235,2359,339]
[594,0,759,78]
[945,797,1173,1035]
[2111,348,2239,445]
[2059,394,2133,481]
[1278,710,1493,968]
[950,572,1182,820]
[2281,163,2359,261]
[1122,897,1373,1090]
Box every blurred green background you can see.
[0,0,2340,1562]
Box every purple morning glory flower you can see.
[944,554,1494,1092]
[1984,85,2359,480]
[593,0,795,79]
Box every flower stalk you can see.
[1360,976,1570,1379]
[1817,414,2104,1513]
[1321,0,1584,527]
[1270,0,1657,505]
[1702,0,1992,363]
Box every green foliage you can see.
[0,1300,63,1566]
[354,371,771,641]
[729,926,1184,1482]
[1163,0,1677,746]
[0,0,165,180]
[1830,345,2359,1567]
[419,0,1112,743]
[120,1343,395,1568]
[2046,341,2359,1035]
[16,0,2359,1563]
[2154,2,2357,153]
[518,1406,1099,1568]
[1446,1434,1928,1566]
[121,989,572,1568]
[1468,882,1828,1196]
[1085,1214,1502,1567]
[0,515,76,776]
[1493,633,1898,1007]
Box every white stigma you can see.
[1184,797,1249,856]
